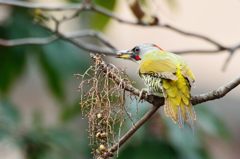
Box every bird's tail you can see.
[162,73,196,128]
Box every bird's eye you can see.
[133,47,140,53]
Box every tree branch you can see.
[0,0,82,10]
[0,35,57,46]
[191,75,240,105]
[0,30,117,56]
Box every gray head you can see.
[117,43,162,61]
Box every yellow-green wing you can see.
[176,57,195,85]
[139,50,178,80]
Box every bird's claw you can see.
[138,88,149,102]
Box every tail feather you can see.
[186,105,196,130]
[162,75,196,128]
[164,99,176,120]
[178,106,184,128]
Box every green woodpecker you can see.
[117,44,196,127]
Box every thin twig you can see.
[0,35,57,46]
[173,48,225,54]
[221,44,240,71]
[161,24,226,49]
[0,30,117,55]
[191,75,240,105]
[91,4,140,26]
[67,30,116,49]
[59,32,117,56]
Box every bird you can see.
[116,43,196,128]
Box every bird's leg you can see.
[138,87,164,102]
[138,88,150,102]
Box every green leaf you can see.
[79,0,117,31]
[37,39,90,101]
[41,40,90,78]
[2,8,49,38]
[91,0,117,30]
[37,49,65,101]
[0,47,27,94]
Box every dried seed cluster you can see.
[76,55,131,158]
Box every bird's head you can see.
[116,43,163,62]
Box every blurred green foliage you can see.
[164,0,178,9]
[0,0,231,159]
[70,0,117,31]
[119,135,178,159]
[90,0,117,30]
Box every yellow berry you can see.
[97,113,102,118]
[99,144,106,151]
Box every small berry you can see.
[97,113,102,118]
[99,144,106,152]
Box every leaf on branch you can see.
[32,9,50,24]
[87,0,117,31]
[128,0,159,25]
[129,0,145,20]
[0,47,27,94]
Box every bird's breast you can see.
[140,74,163,94]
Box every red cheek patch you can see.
[135,55,141,61]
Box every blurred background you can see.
[0,0,240,159]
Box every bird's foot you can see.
[138,88,150,102]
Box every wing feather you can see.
[139,50,178,80]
